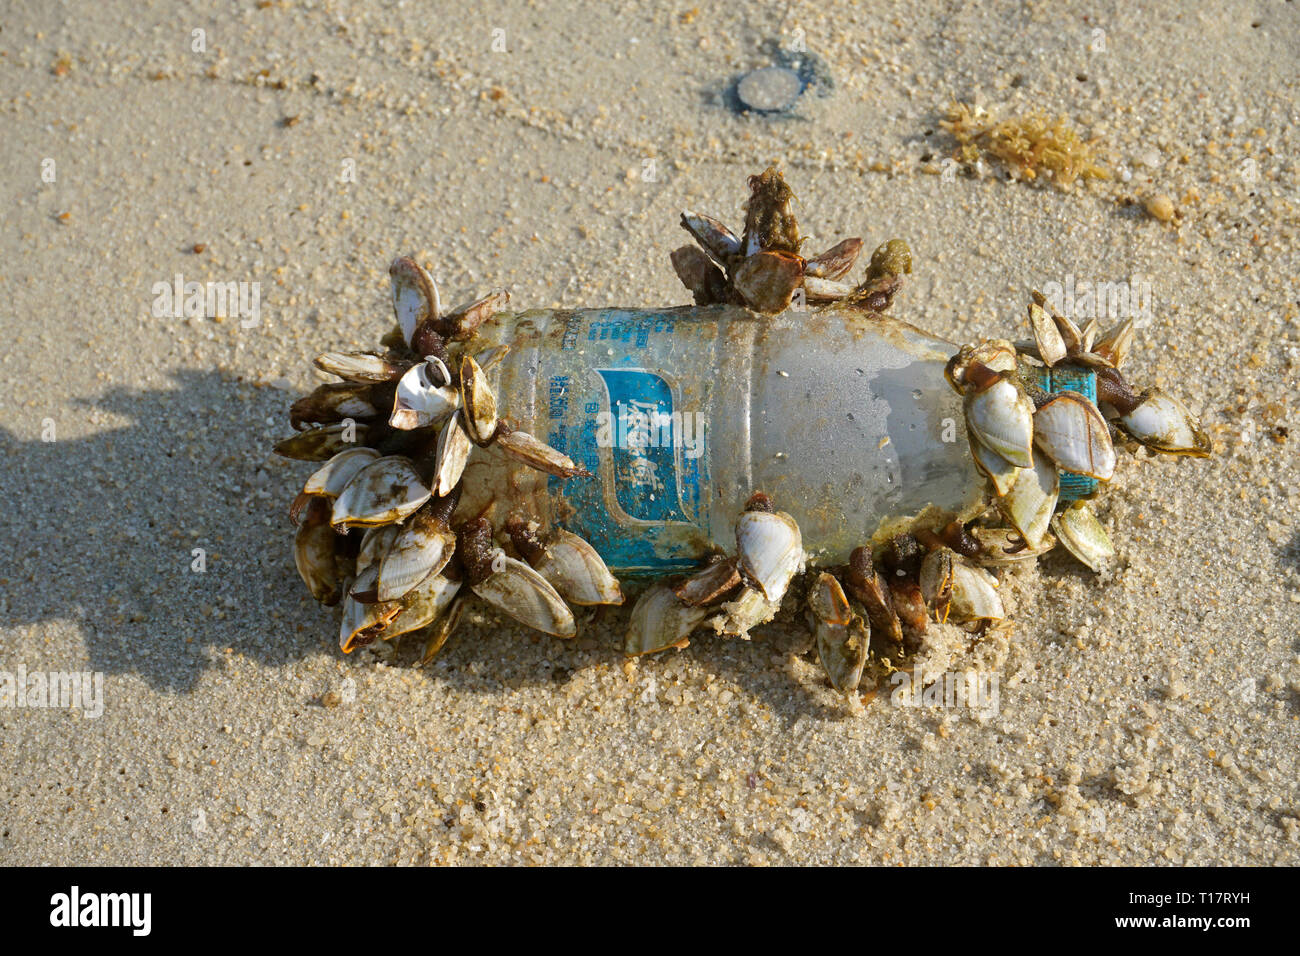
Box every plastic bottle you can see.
[458,304,987,574]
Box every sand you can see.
[1,0,1297,865]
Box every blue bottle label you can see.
[542,313,712,573]
[1027,364,1100,500]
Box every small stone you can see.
[1144,193,1176,222]
[770,827,795,852]
[736,67,803,114]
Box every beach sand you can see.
[1,0,1297,864]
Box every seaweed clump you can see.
[941,102,1110,190]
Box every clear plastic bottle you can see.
[459,304,986,574]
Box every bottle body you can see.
[460,305,986,573]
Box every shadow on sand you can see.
[0,368,845,722]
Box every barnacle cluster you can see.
[275,259,623,663]
[670,164,912,314]
[274,167,1211,698]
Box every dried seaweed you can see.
[940,102,1110,190]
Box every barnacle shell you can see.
[968,433,1021,497]
[419,593,467,665]
[443,289,508,341]
[348,562,383,603]
[472,555,576,638]
[340,601,399,652]
[356,524,399,576]
[1117,389,1211,456]
[672,557,742,606]
[303,447,381,498]
[732,250,803,314]
[294,497,343,606]
[1079,318,1099,353]
[807,571,851,624]
[948,560,1004,622]
[330,456,431,530]
[802,275,855,302]
[377,504,457,602]
[1032,390,1117,480]
[339,595,401,653]
[1052,500,1115,572]
[1054,313,1084,355]
[946,339,1018,390]
[1092,318,1135,368]
[970,340,1019,375]
[843,558,904,645]
[625,584,709,656]
[808,573,869,696]
[474,344,510,373]
[314,350,413,384]
[290,382,384,428]
[919,547,954,611]
[888,577,928,636]
[741,165,800,257]
[274,423,371,461]
[735,509,804,603]
[495,426,591,479]
[432,410,473,496]
[1027,301,1067,367]
[1031,290,1083,355]
[670,245,728,306]
[459,355,499,444]
[964,377,1035,468]
[384,573,462,640]
[389,256,440,347]
[804,237,863,280]
[532,530,623,606]
[998,447,1060,550]
[680,211,741,264]
[390,362,458,430]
